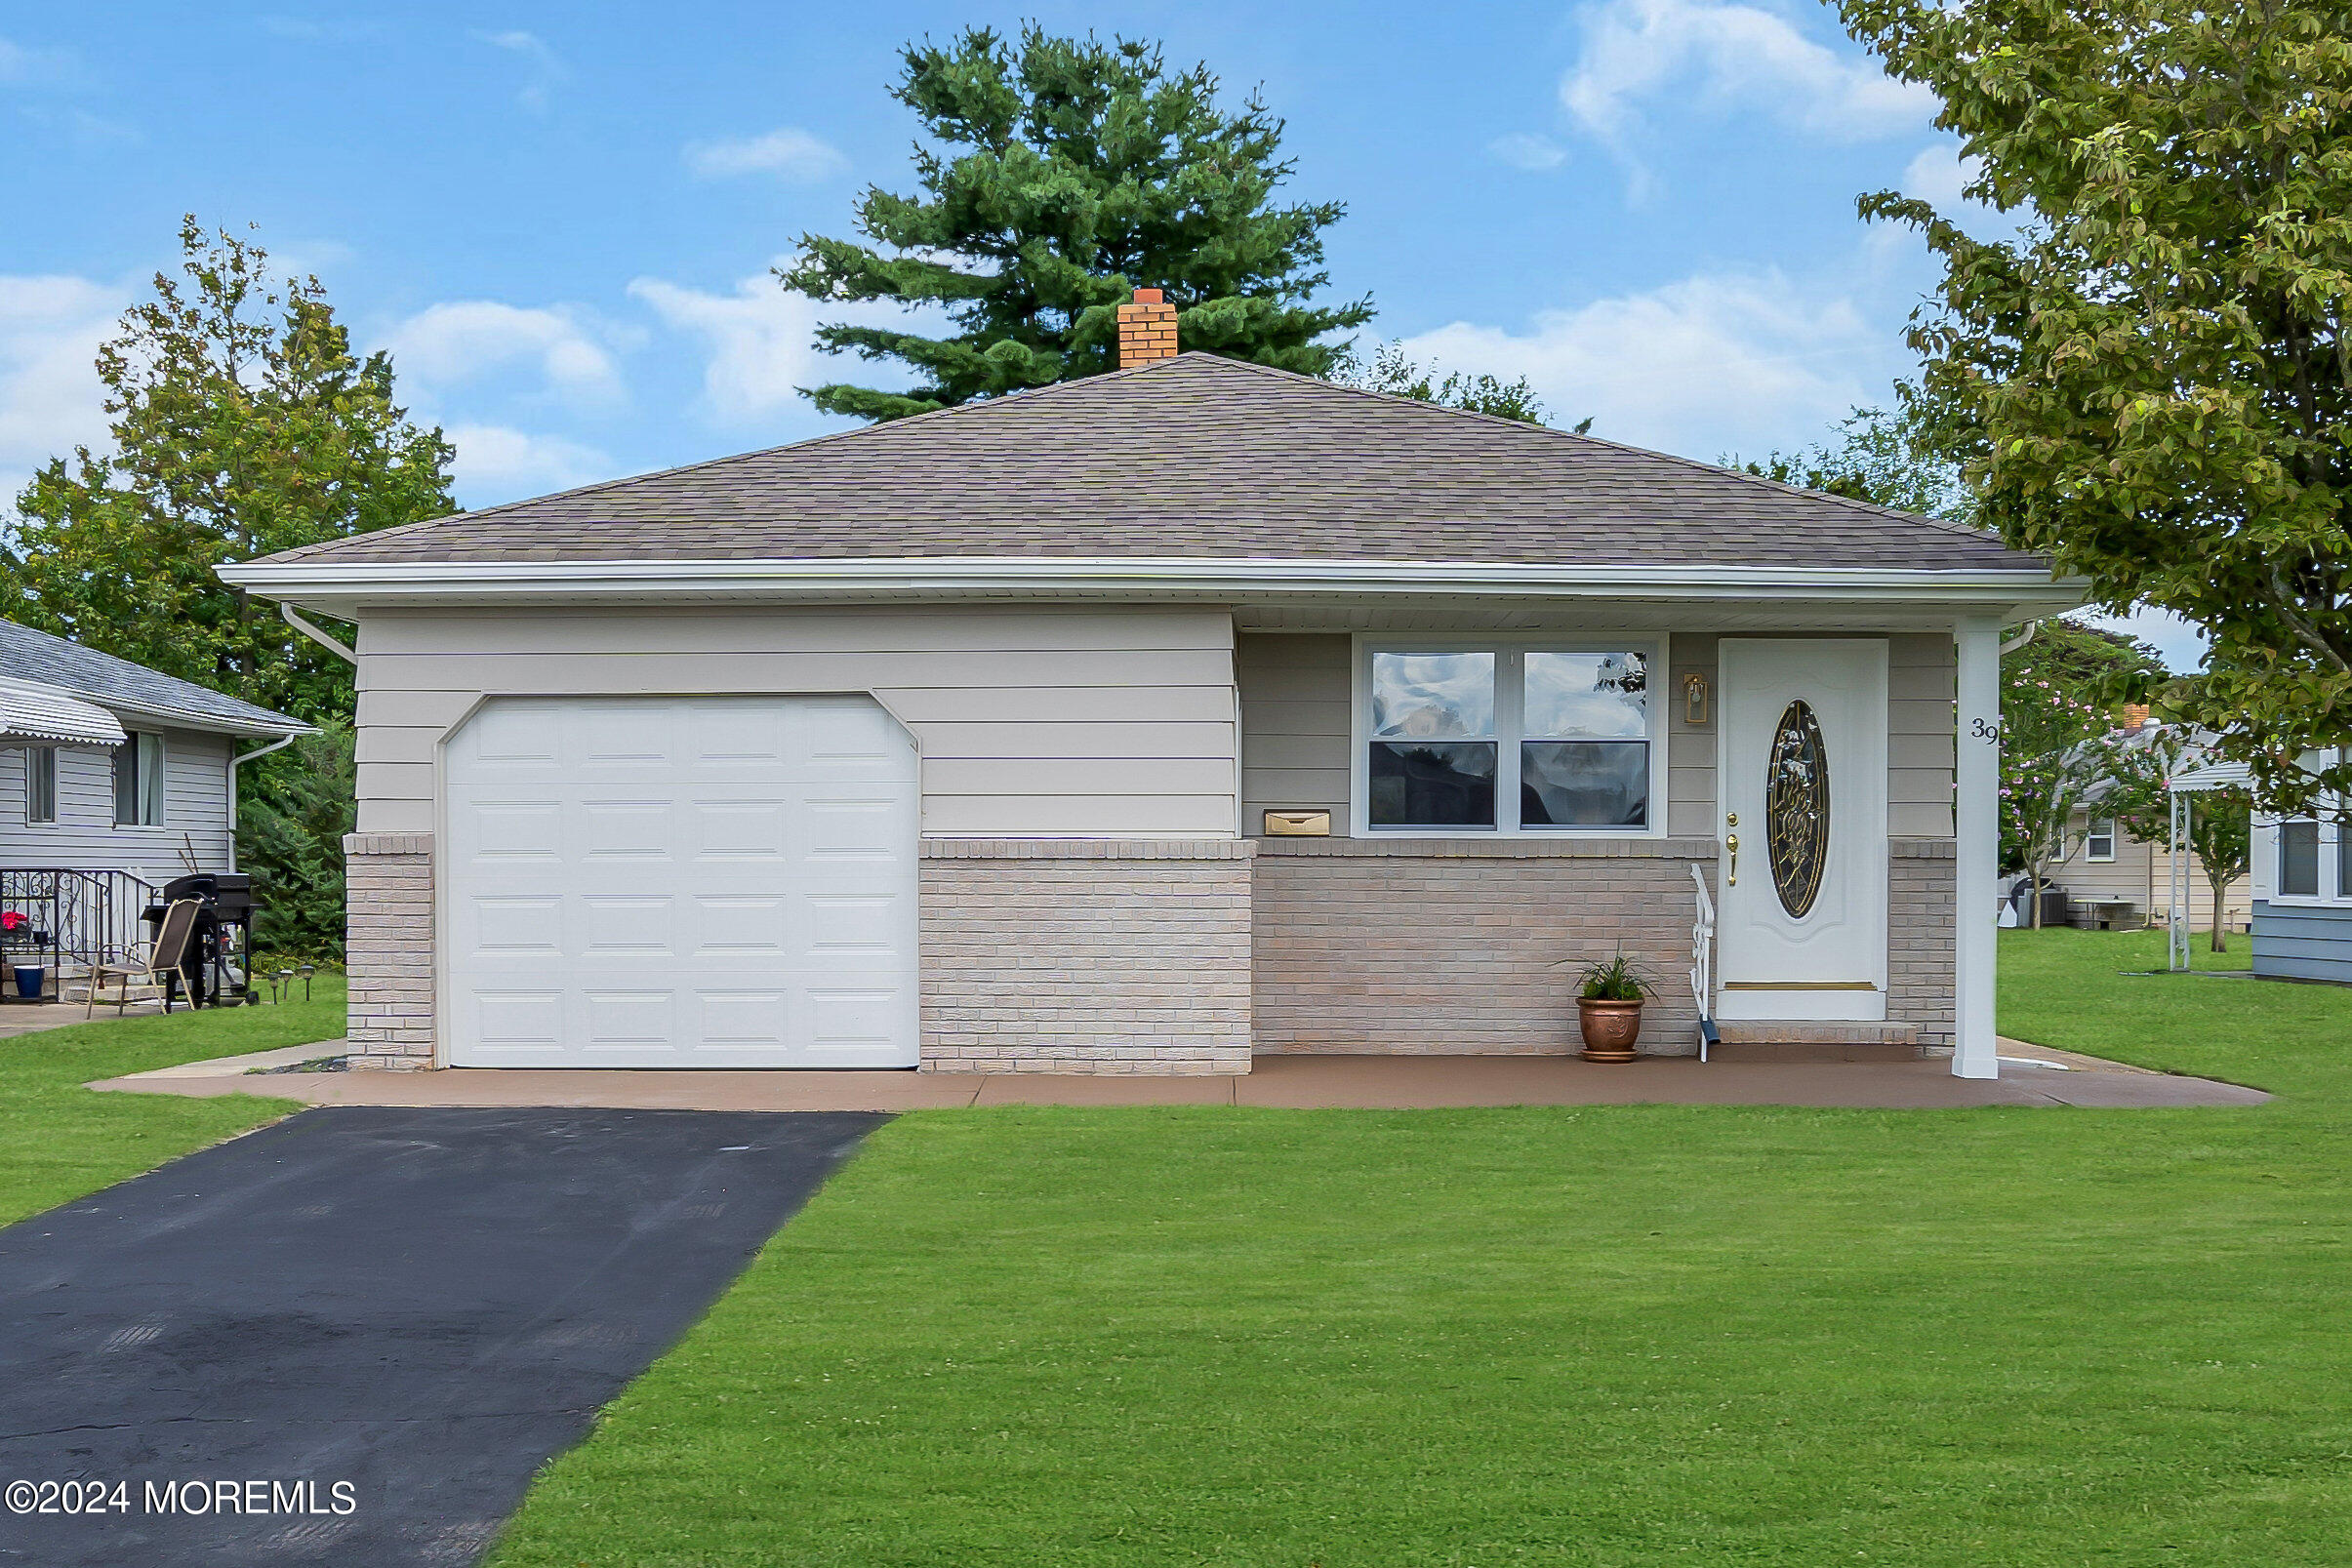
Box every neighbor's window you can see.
[2085,816,2117,863]
[2338,819,2352,903]
[2279,819,2320,898]
[112,732,164,827]
[23,746,54,825]
[1366,647,1650,832]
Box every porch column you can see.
[1952,616,2001,1078]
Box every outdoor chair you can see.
[86,899,199,1019]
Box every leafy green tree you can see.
[2,218,455,725]
[1837,0,2352,809]
[1330,342,1590,429]
[1727,399,1975,523]
[2097,727,2253,951]
[779,25,1373,421]
[2000,620,2166,923]
[237,723,355,962]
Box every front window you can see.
[23,747,54,825]
[1364,644,1653,833]
[2339,819,2352,902]
[2279,819,2320,898]
[113,732,164,827]
[2085,816,2116,862]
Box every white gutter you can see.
[221,555,2088,610]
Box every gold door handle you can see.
[1725,833,1739,886]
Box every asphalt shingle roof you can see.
[254,353,2045,573]
[0,620,309,735]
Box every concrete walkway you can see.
[93,1038,2269,1110]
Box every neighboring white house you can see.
[2250,746,2352,985]
[0,620,311,972]
[222,292,2084,1079]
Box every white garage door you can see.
[444,695,919,1068]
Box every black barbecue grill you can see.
[141,872,255,1007]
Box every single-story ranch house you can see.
[222,294,2082,1078]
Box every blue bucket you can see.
[13,966,43,1001]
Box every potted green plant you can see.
[1573,952,1650,1064]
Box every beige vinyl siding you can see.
[0,729,234,879]
[2053,812,2251,929]
[1888,632,1957,838]
[1237,633,1352,835]
[1666,634,1717,837]
[352,607,1240,838]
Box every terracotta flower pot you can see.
[1576,998,1643,1063]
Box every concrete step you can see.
[1715,1021,1918,1046]
[1707,1021,1924,1064]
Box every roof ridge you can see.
[1190,354,2000,544]
[268,354,1216,562]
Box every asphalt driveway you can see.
[0,1106,885,1567]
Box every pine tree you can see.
[779,25,1372,421]
[2,218,455,725]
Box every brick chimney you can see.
[2121,703,2151,732]
[1116,287,1178,369]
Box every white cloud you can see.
[472,28,563,112]
[1488,132,1568,172]
[0,274,125,508]
[685,127,848,182]
[1394,269,1889,460]
[627,272,836,427]
[1561,0,1932,146]
[381,301,625,409]
[443,423,614,503]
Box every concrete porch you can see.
[93,1039,2267,1111]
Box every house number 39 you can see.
[1969,718,2000,742]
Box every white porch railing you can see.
[1689,863,1720,1062]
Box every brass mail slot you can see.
[1263,809,1332,837]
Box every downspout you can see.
[224,603,359,874]
[228,732,301,872]
[1999,620,2041,657]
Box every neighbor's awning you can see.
[0,676,127,747]
[2169,758,2252,792]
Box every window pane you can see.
[2088,817,2115,859]
[138,733,165,824]
[1371,653,1494,739]
[113,743,138,825]
[2338,821,2352,901]
[1368,742,1496,827]
[1522,652,1647,738]
[1521,742,1648,827]
[2281,820,2320,897]
[25,748,53,824]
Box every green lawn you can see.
[490,931,2352,1567]
[0,980,338,1226]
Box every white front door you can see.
[1716,640,1888,1021]
[444,694,920,1068]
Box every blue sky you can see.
[0,1,2198,664]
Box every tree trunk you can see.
[2209,873,2229,954]
[2028,855,2045,928]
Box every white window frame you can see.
[23,746,55,827]
[113,731,166,828]
[1349,633,1669,839]
[2084,815,2117,863]
[2264,808,2352,907]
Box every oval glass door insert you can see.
[1764,700,1830,918]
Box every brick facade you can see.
[344,831,436,1070]
[1252,838,1715,1057]
[1889,837,1958,1055]
[919,839,1254,1073]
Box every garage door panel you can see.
[447,695,920,1068]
